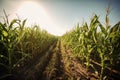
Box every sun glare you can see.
[17,1,48,17]
[15,1,63,36]
[16,1,49,27]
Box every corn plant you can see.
[61,9,120,79]
[0,10,27,78]
[0,11,57,79]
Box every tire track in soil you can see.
[41,41,68,80]
[41,42,59,80]
[55,41,69,80]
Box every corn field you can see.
[61,10,120,80]
[0,10,120,80]
[0,11,57,79]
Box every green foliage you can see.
[61,13,120,79]
[0,11,57,79]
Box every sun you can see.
[15,1,49,27]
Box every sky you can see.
[0,0,120,36]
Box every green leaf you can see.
[92,31,97,44]
[22,19,27,27]
[2,30,8,37]
[9,19,18,29]
[0,22,7,31]
[99,22,107,35]
[97,48,102,54]
[110,21,120,33]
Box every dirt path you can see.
[41,41,68,80]
[14,41,98,80]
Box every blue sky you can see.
[0,0,120,36]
